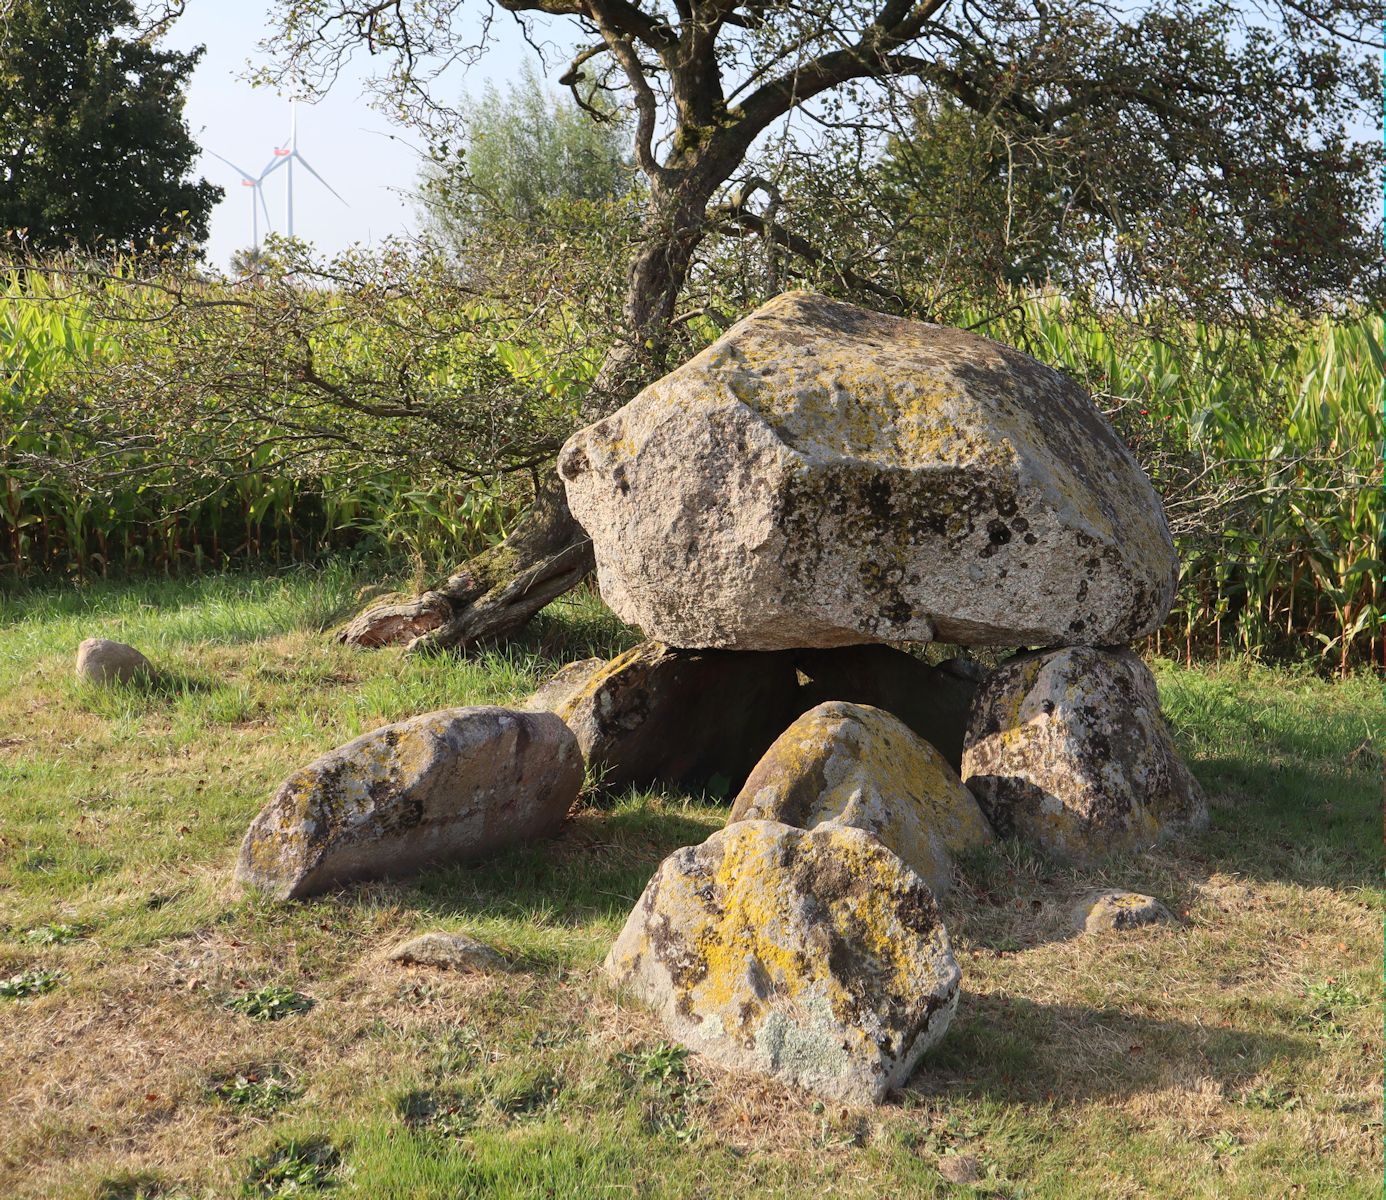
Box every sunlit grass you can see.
[0,569,1379,1198]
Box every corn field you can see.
[2,273,1380,673]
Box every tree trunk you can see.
[340,189,708,653]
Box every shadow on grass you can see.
[913,989,1313,1105]
[1185,756,1380,892]
[340,800,723,931]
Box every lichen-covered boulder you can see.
[1072,889,1174,934]
[961,648,1206,861]
[559,290,1177,651]
[792,644,978,771]
[605,820,961,1104]
[550,642,800,794]
[728,702,993,896]
[235,707,582,900]
[75,638,154,685]
[519,657,606,714]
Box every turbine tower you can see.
[259,100,347,240]
[205,150,274,249]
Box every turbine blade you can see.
[293,153,348,206]
[258,186,274,232]
[259,155,289,180]
[206,149,255,178]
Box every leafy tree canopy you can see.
[261,0,1379,353]
[0,0,219,254]
[418,61,636,251]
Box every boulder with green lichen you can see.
[605,819,960,1104]
[728,701,993,896]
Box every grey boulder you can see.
[75,638,154,685]
[605,820,960,1104]
[1073,889,1175,934]
[728,701,993,897]
[235,707,582,900]
[559,290,1177,651]
[388,931,510,971]
[962,648,1207,861]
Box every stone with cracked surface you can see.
[962,648,1206,861]
[235,707,582,900]
[729,701,993,896]
[605,820,961,1104]
[559,290,1177,650]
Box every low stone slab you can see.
[549,642,801,794]
[75,638,154,685]
[1073,889,1174,934]
[793,644,978,771]
[729,701,993,896]
[388,931,510,971]
[962,648,1207,861]
[235,707,582,900]
[605,820,961,1104]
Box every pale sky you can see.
[166,3,540,270]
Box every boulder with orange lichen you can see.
[728,701,993,896]
[235,707,582,900]
[559,290,1177,651]
[604,820,960,1104]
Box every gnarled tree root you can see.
[336,474,594,655]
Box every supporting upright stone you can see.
[962,648,1206,861]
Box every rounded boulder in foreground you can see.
[559,291,1177,650]
[605,820,960,1104]
[75,638,154,685]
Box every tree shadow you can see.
[910,989,1313,1107]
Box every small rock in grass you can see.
[235,706,582,900]
[937,1153,983,1184]
[75,638,154,685]
[729,701,993,897]
[605,820,961,1105]
[388,932,509,972]
[1074,889,1175,934]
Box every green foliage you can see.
[24,921,86,944]
[0,967,62,998]
[213,1067,303,1115]
[0,0,218,253]
[225,985,315,1021]
[241,1137,341,1196]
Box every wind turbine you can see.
[205,149,274,249]
[259,101,347,240]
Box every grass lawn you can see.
[0,566,1380,1199]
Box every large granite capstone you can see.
[559,291,1177,650]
